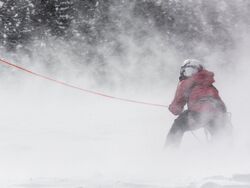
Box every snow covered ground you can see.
[0,69,250,188]
[3,174,250,188]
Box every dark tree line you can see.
[0,0,74,50]
[0,0,249,52]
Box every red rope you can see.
[0,58,168,108]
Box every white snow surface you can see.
[1,28,250,187]
[0,65,250,188]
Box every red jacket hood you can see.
[190,69,215,86]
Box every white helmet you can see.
[180,59,203,79]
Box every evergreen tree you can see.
[0,0,34,50]
[52,0,74,36]
[31,0,73,38]
[72,0,111,44]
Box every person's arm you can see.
[169,79,193,115]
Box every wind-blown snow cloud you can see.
[0,0,250,187]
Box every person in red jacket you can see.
[165,59,230,147]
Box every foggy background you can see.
[0,0,250,187]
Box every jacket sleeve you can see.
[169,79,193,115]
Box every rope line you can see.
[1,58,209,144]
[0,58,168,108]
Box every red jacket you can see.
[169,70,226,115]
